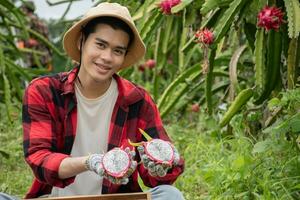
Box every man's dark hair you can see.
[81,16,134,48]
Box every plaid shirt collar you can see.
[60,67,144,108]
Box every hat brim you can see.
[63,13,145,69]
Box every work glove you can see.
[137,144,180,177]
[85,147,137,185]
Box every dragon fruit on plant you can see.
[195,28,214,46]
[257,6,284,31]
[159,0,181,15]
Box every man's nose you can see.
[100,48,113,62]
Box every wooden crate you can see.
[31,192,151,200]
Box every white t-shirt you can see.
[51,78,118,197]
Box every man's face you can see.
[79,23,129,85]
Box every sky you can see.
[28,0,94,20]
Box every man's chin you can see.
[92,75,112,84]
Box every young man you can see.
[22,2,184,199]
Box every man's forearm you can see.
[58,156,88,179]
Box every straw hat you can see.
[63,2,146,69]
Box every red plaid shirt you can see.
[22,67,184,198]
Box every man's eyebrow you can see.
[95,38,108,45]
[95,38,127,50]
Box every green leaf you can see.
[292,184,300,190]
[3,74,12,121]
[254,29,266,89]
[132,0,157,21]
[160,83,193,118]
[179,27,188,71]
[205,48,217,115]
[162,17,174,54]
[28,28,65,57]
[267,97,281,109]
[269,113,300,135]
[232,155,245,170]
[201,8,224,29]
[159,68,204,118]
[252,140,271,154]
[118,67,134,79]
[244,22,256,51]
[287,38,298,89]
[219,88,254,127]
[171,0,193,13]
[283,0,300,38]
[0,43,4,73]
[199,80,230,104]
[158,63,200,110]
[290,118,300,133]
[212,0,248,46]
[0,0,15,10]
[4,57,32,81]
[229,45,247,97]
[140,10,164,44]
[181,35,196,54]
[201,0,231,15]
[5,65,23,101]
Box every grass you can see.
[166,111,300,199]
[0,117,32,198]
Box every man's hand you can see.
[137,145,180,177]
[85,147,137,185]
